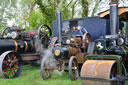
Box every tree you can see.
[35,0,71,28]
[80,0,88,17]
[0,0,35,31]
[0,0,17,31]
[25,10,45,31]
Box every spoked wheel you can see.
[82,33,92,50]
[41,58,52,80]
[69,56,79,80]
[0,51,22,78]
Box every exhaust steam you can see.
[34,36,64,75]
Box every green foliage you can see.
[20,0,35,8]
[35,0,71,28]
[80,0,88,17]
[0,0,18,31]
[35,0,55,28]
[25,10,45,31]
[0,0,115,32]
[0,0,89,32]
[0,0,36,32]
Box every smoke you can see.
[42,49,56,67]
[34,35,57,67]
[34,36,64,76]
[34,35,44,53]
[42,49,64,76]
[42,49,65,76]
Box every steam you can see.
[34,36,57,67]
[34,36,64,76]
[42,49,56,67]
[34,36,44,53]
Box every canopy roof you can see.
[98,7,128,21]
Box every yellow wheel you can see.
[40,57,52,80]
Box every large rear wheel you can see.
[0,51,22,78]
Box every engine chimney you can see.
[110,0,119,35]
[56,10,62,43]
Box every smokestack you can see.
[56,10,62,43]
[110,0,119,35]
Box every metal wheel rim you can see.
[0,51,22,78]
[84,34,92,48]
[69,56,78,80]
[37,24,52,40]
[40,58,52,80]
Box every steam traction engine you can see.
[40,10,92,80]
[81,0,128,85]
[0,25,52,78]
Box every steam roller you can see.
[80,55,126,85]
[80,0,128,85]
[81,60,117,85]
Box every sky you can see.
[89,0,128,17]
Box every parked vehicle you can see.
[0,25,52,78]
[81,0,128,85]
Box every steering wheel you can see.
[37,24,52,47]
[37,24,52,40]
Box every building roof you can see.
[98,7,128,21]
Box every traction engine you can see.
[40,10,92,80]
[0,25,52,78]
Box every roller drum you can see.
[80,60,118,85]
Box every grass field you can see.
[0,65,128,85]
[0,65,82,85]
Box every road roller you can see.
[81,0,128,85]
[40,10,92,80]
[0,24,52,78]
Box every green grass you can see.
[0,65,128,85]
[0,65,82,85]
[127,81,128,85]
